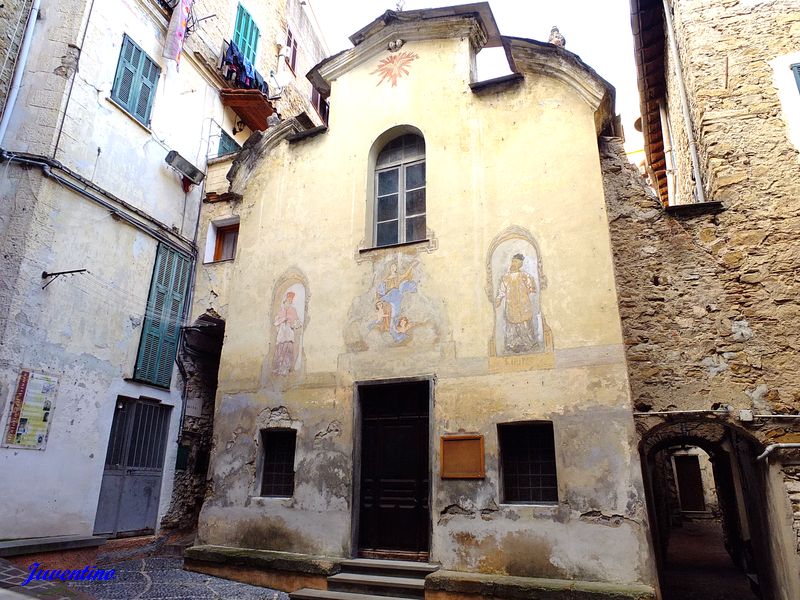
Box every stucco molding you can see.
[227,119,303,197]
[311,17,486,96]
[505,37,615,133]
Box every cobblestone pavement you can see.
[1,557,289,600]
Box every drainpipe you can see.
[756,444,800,462]
[0,0,41,145]
[661,0,706,204]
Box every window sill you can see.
[498,502,559,508]
[203,258,235,265]
[106,97,152,134]
[124,377,171,391]
[359,238,431,254]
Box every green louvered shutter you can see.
[233,4,259,63]
[793,64,800,94]
[218,130,240,156]
[135,245,191,387]
[112,35,160,126]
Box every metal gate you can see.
[94,398,172,537]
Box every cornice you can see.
[314,16,486,95]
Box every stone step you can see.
[290,589,411,600]
[339,558,439,578]
[326,573,425,599]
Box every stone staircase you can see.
[290,558,439,600]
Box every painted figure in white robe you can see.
[495,253,538,353]
[272,291,301,376]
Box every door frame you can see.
[350,375,435,560]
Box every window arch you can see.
[374,133,426,247]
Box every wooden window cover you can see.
[111,35,161,126]
[440,434,485,479]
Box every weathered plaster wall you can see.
[198,32,656,587]
[0,176,181,538]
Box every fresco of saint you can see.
[495,253,538,353]
[272,291,302,376]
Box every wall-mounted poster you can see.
[3,370,58,450]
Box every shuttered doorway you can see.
[94,398,172,537]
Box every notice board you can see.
[3,370,58,450]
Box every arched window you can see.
[374,134,426,247]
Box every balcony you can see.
[220,40,275,132]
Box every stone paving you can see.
[1,557,289,600]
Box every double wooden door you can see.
[358,381,430,560]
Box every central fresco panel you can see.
[345,253,444,352]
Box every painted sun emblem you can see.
[371,51,419,87]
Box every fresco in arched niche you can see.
[268,271,309,378]
[344,254,444,352]
[487,227,551,356]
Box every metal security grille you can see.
[499,422,558,503]
[260,429,296,497]
[127,401,171,470]
[103,399,171,471]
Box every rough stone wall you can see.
[160,314,222,531]
[665,0,800,207]
[603,132,800,429]
[0,0,34,121]
[782,466,800,553]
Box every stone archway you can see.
[638,417,770,600]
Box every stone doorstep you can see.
[425,570,656,600]
[0,536,107,559]
[184,545,342,576]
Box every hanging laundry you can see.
[163,0,194,65]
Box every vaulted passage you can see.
[640,420,769,600]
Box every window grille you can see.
[498,422,558,503]
[260,429,297,497]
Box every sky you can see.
[309,0,644,154]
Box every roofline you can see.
[630,0,668,204]
[348,2,502,48]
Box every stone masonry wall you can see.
[0,0,34,121]
[602,135,800,426]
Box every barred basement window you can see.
[498,422,558,503]
[111,35,161,126]
[260,429,296,497]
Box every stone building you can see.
[0,0,325,555]
[186,4,660,599]
[607,0,800,598]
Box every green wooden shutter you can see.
[134,55,160,124]
[112,35,160,126]
[112,36,141,110]
[233,4,259,63]
[793,64,800,94]
[135,245,192,387]
[218,130,240,156]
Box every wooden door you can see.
[358,381,429,559]
[674,454,706,512]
